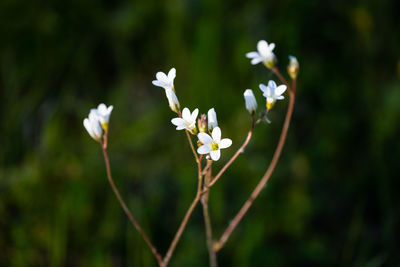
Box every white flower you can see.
[92,103,113,130]
[207,108,218,131]
[197,127,232,161]
[165,88,180,113]
[83,110,103,142]
[171,107,199,134]
[246,40,276,68]
[243,89,257,114]
[152,68,176,91]
[259,80,287,110]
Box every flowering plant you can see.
[83,40,299,267]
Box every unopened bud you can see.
[165,88,180,113]
[198,114,207,133]
[287,56,299,79]
[243,89,257,114]
[207,108,218,131]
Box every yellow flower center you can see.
[210,142,219,151]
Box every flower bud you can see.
[287,56,299,79]
[165,88,180,113]
[207,108,218,131]
[198,114,207,133]
[243,89,257,114]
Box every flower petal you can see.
[251,57,263,65]
[267,80,276,89]
[198,132,213,144]
[152,80,165,87]
[268,43,275,51]
[246,52,259,58]
[211,127,221,142]
[210,150,221,161]
[257,40,269,56]
[197,145,211,154]
[182,107,190,120]
[171,118,185,127]
[168,68,176,80]
[156,71,168,83]
[191,108,199,122]
[275,85,287,96]
[259,83,269,94]
[219,138,232,149]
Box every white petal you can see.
[210,150,221,161]
[257,40,269,56]
[276,95,285,100]
[197,145,211,154]
[191,108,199,122]
[181,108,191,120]
[207,108,218,129]
[259,83,269,94]
[97,103,107,113]
[251,57,263,65]
[83,118,95,139]
[171,118,185,127]
[268,43,275,51]
[152,80,165,87]
[198,132,213,144]
[107,105,114,113]
[246,52,259,58]
[156,72,168,83]
[219,138,232,149]
[168,68,176,81]
[267,97,275,104]
[268,80,276,89]
[211,127,221,142]
[275,85,287,96]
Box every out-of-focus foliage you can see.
[1,0,400,266]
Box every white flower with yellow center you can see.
[246,40,276,68]
[171,107,199,134]
[259,80,287,110]
[92,103,113,130]
[152,68,176,91]
[83,109,103,142]
[197,127,232,161]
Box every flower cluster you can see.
[243,40,299,116]
[152,68,232,161]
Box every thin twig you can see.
[162,159,204,266]
[201,161,218,267]
[272,67,290,91]
[101,139,163,265]
[206,115,256,189]
[185,129,200,163]
[214,91,296,251]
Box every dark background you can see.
[1,0,400,266]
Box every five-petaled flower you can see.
[246,40,276,69]
[207,108,218,131]
[197,127,232,161]
[171,107,199,134]
[83,109,103,142]
[259,81,287,111]
[243,89,257,114]
[152,68,176,91]
[92,103,113,130]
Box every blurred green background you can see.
[1,0,400,266]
